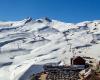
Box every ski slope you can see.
[0,17,100,80]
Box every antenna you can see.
[72,48,76,58]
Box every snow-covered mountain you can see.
[0,17,100,80]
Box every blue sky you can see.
[0,0,100,22]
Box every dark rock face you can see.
[25,17,32,24]
[44,17,52,22]
[37,20,43,23]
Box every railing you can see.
[44,66,84,80]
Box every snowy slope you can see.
[0,17,100,80]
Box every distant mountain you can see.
[0,17,100,80]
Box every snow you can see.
[0,18,100,80]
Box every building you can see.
[71,56,86,65]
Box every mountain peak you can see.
[44,17,52,22]
[24,17,33,24]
